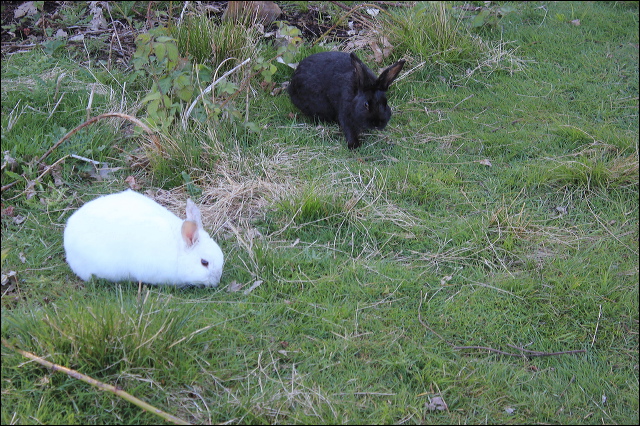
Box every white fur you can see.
[64,190,223,287]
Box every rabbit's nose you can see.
[373,120,387,129]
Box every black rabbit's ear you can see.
[350,53,367,87]
[377,59,406,91]
[350,52,376,88]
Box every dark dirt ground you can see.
[1,1,389,61]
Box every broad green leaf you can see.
[146,99,160,115]
[153,42,166,61]
[166,43,179,64]
[176,86,193,102]
[140,91,162,104]
[173,73,190,89]
[158,76,172,94]
[135,33,151,44]
[155,36,175,43]
[471,9,490,28]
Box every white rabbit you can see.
[64,189,224,287]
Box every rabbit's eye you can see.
[201,259,209,267]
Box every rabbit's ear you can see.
[377,59,406,91]
[350,53,374,88]
[185,199,203,228]
[181,220,200,247]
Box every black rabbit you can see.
[288,51,405,149]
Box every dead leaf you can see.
[370,41,384,64]
[478,158,492,167]
[1,270,18,286]
[51,164,64,187]
[368,36,394,64]
[36,376,50,387]
[505,407,516,415]
[440,275,453,285]
[24,181,36,199]
[1,205,15,217]
[94,163,119,181]
[227,280,243,292]
[425,396,447,411]
[88,1,108,31]
[55,29,68,38]
[245,228,263,241]
[366,8,380,17]
[569,19,580,26]
[275,56,298,69]
[555,206,568,215]
[270,85,284,96]
[18,252,26,263]
[125,175,141,190]
[243,280,264,295]
[3,151,18,171]
[14,1,38,19]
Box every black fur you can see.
[288,52,405,149]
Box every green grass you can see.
[2,1,638,424]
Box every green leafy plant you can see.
[253,22,302,84]
[463,3,517,29]
[41,38,68,56]
[2,1,44,37]
[131,28,214,131]
[109,1,143,29]
[132,21,301,134]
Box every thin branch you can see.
[4,155,69,201]
[38,112,159,165]
[182,58,251,128]
[2,113,159,196]
[2,339,191,425]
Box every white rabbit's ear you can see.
[185,199,203,228]
[181,220,199,248]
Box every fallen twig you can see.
[1,112,163,198]
[4,155,69,201]
[38,112,159,165]
[182,57,251,128]
[1,338,191,425]
[1,113,159,195]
